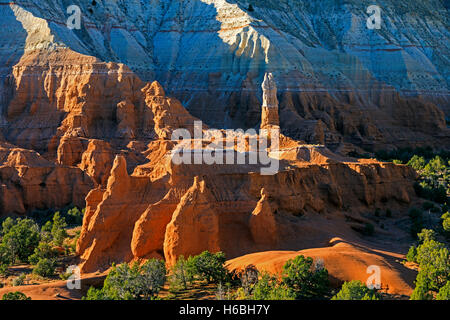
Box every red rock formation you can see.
[76,136,418,273]
[79,140,114,186]
[0,141,93,215]
[260,73,280,130]
[0,45,425,291]
[0,46,201,216]
[249,188,278,246]
[164,177,221,266]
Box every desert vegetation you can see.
[0,206,84,298]
[83,251,331,301]
[377,147,449,205]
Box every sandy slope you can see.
[0,273,106,301]
[226,238,417,296]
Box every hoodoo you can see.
[260,73,280,130]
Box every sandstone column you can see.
[260,73,280,130]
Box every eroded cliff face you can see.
[0,141,93,215]
[76,141,417,272]
[1,0,448,152]
[0,40,200,216]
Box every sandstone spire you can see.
[260,73,280,130]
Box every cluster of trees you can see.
[375,148,449,205]
[30,206,84,227]
[169,253,331,300]
[85,259,167,300]
[408,155,449,204]
[407,229,450,300]
[85,251,385,301]
[0,209,79,278]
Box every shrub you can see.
[216,282,233,300]
[84,259,166,300]
[2,291,31,300]
[418,229,436,243]
[186,251,229,284]
[0,218,40,263]
[282,255,329,299]
[332,280,380,300]
[32,258,56,277]
[12,273,26,287]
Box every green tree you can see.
[424,156,446,175]
[281,255,329,299]
[186,251,229,284]
[410,230,450,300]
[0,218,40,263]
[40,220,53,243]
[0,244,11,274]
[169,255,193,291]
[407,155,426,171]
[138,259,167,298]
[332,280,380,300]
[32,258,56,277]
[51,212,68,246]
[84,259,166,300]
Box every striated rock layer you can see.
[0,0,449,152]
